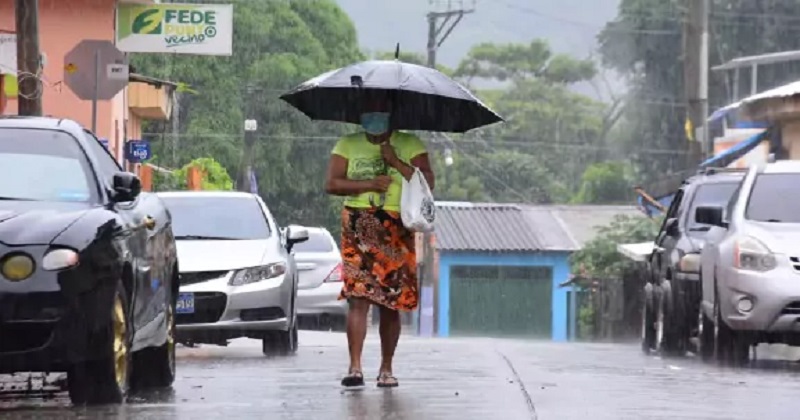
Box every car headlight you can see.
[734,236,776,272]
[678,253,701,273]
[1,253,35,281]
[229,262,286,286]
[42,248,80,271]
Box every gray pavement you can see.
[2,331,800,419]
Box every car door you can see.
[81,132,156,334]
[701,182,741,307]
[650,189,685,283]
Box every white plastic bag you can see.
[400,167,435,232]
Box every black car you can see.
[0,116,179,404]
[642,167,745,356]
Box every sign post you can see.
[64,39,129,132]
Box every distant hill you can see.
[335,0,621,99]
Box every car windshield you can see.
[293,230,334,253]
[686,181,739,232]
[0,128,97,202]
[745,173,800,223]
[160,196,271,240]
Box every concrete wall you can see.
[436,251,574,341]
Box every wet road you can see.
[2,331,800,419]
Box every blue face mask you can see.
[360,112,390,135]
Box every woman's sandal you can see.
[376,371,399,388]
[341,370,365,387]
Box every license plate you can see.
[176,292,195,314]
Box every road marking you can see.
[497,350,538,420]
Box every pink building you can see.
[0,0,173,169]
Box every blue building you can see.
[432,202,640,341]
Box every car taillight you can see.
[324,263,343,283]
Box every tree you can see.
[570,214,659,280]
[599,0,800,185]
[444,40,612,200]
[132,0,363,229]
[573,161,635,204]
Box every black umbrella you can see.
[279,53,503,133]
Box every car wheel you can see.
[262,322,298,356]
[657,280,683,357]
[697,304,715,362]
[68,280,132,405]
[131,291,176,389]
[641,283,656,354]
[713,284,750,366]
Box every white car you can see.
[698,160,800,364]
[294,227,346,330]
[156,191,308,355]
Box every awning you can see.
[699,128,771,169]
[617,242,654,262]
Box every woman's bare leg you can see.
[346,298,371,373]
[378,305,401,374]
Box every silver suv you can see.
[697,160,800,364]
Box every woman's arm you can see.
[324,154,389,196]
[384,150,436,191]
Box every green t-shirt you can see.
[331,131,427,212]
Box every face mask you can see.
[360,112,390,135]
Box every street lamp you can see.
[443,147,453,166]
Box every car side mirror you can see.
[695,205,726,228]
[111,172,142,203]
[664,217,679,237]
[286,225,309,252]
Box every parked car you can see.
[0,116,179,405]
[156,191,308,355]
[697,160,800,364]
[642,167,745,356]
[294,227,346,330]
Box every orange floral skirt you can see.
[338,207,418,311]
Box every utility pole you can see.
[684,0,710,161]
[14,0,42,116]
[422,1,474,336]
[426,1,475,67]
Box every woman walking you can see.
[324,94,435,388]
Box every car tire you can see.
[131,285,177,389]
[641,283,657,354]
[713,284,750,366]
[68,280,132,405]
[262,322,298,356]
[698,306,715,362]
[657,280,683,357]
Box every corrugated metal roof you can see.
[535,205,643,248]
[435,202,544,252]
[434,202,644,253]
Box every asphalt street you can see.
[2,331,800,419]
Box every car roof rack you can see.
[696,167,747,176]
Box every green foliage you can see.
[570,214,659,280]
[174,158,234,191]
[600,0,800,184]
[573,161,634,204]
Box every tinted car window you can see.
[686,182,739,232]
[0,128,97,202]
[294,231,334,253]
[161,196,271,240]
[745,174,800,223]
[83,131,121,179]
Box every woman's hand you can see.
[381,142,401,168]
[370,175,392,192]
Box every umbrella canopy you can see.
[280,60,503,133]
